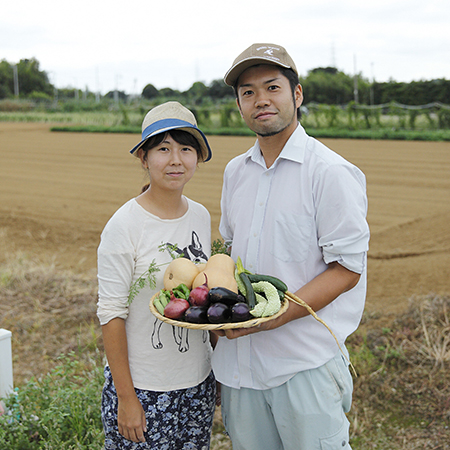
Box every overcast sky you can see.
[2,0,449,95]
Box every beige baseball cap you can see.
[130,101,212,162]
[224,43,298,87]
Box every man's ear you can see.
[295,84,303,108]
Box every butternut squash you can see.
[192,254,238,293]
[163,258,200,290]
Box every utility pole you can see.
[370,62,375,106]
[353,54,359,104]
[13,64,19,97]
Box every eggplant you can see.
[231,302,252,322]
[184,306,209,324]
[207,302,232,323]
[208,287,241,306]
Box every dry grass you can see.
[0,252,100,384]
[349,294,450,449]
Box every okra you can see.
[159,290,170,308]
[153,297,166,315]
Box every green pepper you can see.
[172,283,190,300]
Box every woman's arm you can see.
[101,318,147,443]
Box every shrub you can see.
[0,352,105,449]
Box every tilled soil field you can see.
[1,122,450,328]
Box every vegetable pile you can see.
[153,255,288,325]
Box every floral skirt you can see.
[101,367,216,450]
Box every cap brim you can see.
[224,57,292,86]
[129,118,212,162]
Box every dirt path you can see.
[1,123,449,326]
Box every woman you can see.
[97,101,215,449]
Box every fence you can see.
[302,101,450,130]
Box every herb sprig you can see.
[127,243,182,305]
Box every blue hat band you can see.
[141,118,195,140]
[130,117,212,162]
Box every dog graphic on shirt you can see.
[151,231,209,352]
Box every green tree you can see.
[142,83,159,99]
[0,60,14,98]
[159,87,180,98]
[185,81,208,104]
[300,67,371,105]
[207,79,234,100]
[16,58,53,96]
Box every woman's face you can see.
[142,133,198,193]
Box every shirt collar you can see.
[245,123,307,167]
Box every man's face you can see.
[236,65,303,137]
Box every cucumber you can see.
[239,273,256,308]
[247,274,288,293]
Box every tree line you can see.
[1,58,449,107]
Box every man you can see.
[212,43,370,450]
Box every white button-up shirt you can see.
[212,124,370,389]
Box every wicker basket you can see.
[149,292,289,330]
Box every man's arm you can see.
[220,262,360,339]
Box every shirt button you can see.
[341,440,346,446]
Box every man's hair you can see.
[233,66,302,120]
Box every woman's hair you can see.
[141,129,203,161]
[139,129,203,194]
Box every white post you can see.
[0,329,14,414]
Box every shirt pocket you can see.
[269,213,313,263]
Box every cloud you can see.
[2,0,449,93]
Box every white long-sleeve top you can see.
[213,124,370,390]
[97,198,212,391]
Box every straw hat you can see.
[129,101,212,162]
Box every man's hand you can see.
[211,262,361,340]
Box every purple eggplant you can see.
[207,302,232,323]
[231,302,252,322]
[185,306,209,324]
[208,287,241,306]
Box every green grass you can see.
[50,124,450,141]
[0,352,105,449]
[306,127,450,141]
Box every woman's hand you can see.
[117,394,147,443]
[102,318,147,443]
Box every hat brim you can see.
[224,57,292,87]
[129,118,212,162]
